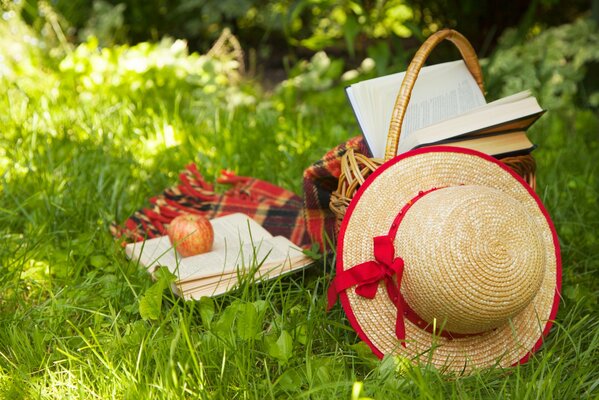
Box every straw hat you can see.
[328,146,561,374]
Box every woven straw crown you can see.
[334,147,560,374]
[396,185,546,335]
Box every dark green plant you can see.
[483,18,599,110]
[405,0,591,58]
[10,0,592,84]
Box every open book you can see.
[125,213,313,299]
[346,60,544,158]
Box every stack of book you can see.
[345,60,544,158]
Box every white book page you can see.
[484,89,531,106]
[209,213,273,246]
[451,90,533,119]
[125,236,178,273]
[348,60,485,158]
[397,93,542,153]
[176,259,301,299]
[125,213,274,275]
[176,239,310,299]
[177,235,303,280]
[177,237,306,287]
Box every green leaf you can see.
[253,299,267,314]
[154,267,177,283]
[343,14,360,58]
[139,282,165,321]
[236,303,260,340]
[294,324,308,346]
[275,330,293,365]
[276,367,304,392]
[350,341,379,361]
[138,267,177,321]
[302,242,322,260]
[89,254,109,268]
[198,296,215,329]
[264,332,279,358]
[264,330,295,365]
[214,301,242,337]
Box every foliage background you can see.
[18,0,595,72]
[0,0,598,398]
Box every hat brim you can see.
[337,146,561,373]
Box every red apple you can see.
[167,214,214,257]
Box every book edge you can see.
[403,109,545,152]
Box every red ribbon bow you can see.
[327,235,407,346]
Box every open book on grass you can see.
[346,60,544,158]
[125,213,313,299]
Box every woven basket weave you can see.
[330,29,536,231]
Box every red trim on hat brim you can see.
[336,145,562,366]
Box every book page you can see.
[177,252,306,290]
[125,213,274,274]
[423,131,534,156]
[209,213,273,246]
[178,253,306,290]
[347,60,485,158]
[400,69,484,134]
[484,90,531,106]
[176,241,311,299]
[176,235,303,280]
[125,236,178,273]
[397,93,543,153]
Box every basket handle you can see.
[384,29,485,161]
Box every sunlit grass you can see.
[1,13,598,399]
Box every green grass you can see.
[1,15,599,399]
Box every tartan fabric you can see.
[302,136,370,248]
[111,164,310,247]
[111,136,369,249]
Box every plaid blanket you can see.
[302,136,370,248]
[111,164,310,246]
[111,137,369,249]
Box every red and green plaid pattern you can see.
[302,136,370,248]
[111,164,309,247]
[111,137,370,249]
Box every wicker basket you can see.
[330,29,536,231]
